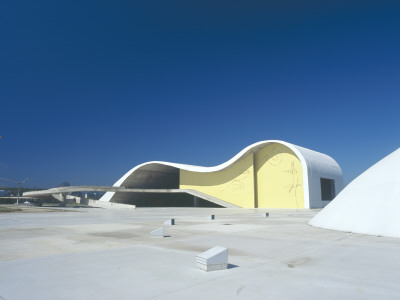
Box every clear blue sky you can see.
[1,0,399,188]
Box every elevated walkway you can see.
[23,186,238,208]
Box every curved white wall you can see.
[309,147,400,238]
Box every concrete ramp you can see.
[24,186,238,208]
[183,189,239,208]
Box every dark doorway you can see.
[320,178,335,201]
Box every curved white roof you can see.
[100,140,342,207]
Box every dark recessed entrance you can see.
[320,178,335,201]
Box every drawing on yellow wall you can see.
[180,153,255,208]
[220,169,251,194]
[268,147,283,166]
[284,160,303,208]
[180,143,304,209]
[256,144,304,208]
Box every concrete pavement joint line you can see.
[3,208,398,299]
[144,268,239,300]
[146,232,358,300]
[145,251,300,299]
[0,243,167,264]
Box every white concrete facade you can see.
[100,140,343,208]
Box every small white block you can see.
[196,246,228,271]
[262,212,269,217]
[151,227,164,237]
[164,219,175,225]
[208,215,215,220]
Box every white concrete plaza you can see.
[0,207,399,299]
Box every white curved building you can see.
[100,140,343,208]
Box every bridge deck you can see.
[23,186,239,208]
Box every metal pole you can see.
[17,182,21,205]
[16,178,30,205]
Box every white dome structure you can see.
[309,147,400,238]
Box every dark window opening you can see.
[320,178,335,201]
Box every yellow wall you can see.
[255,143,304,208]
[179,153,256,208]
[179,143,304,208]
